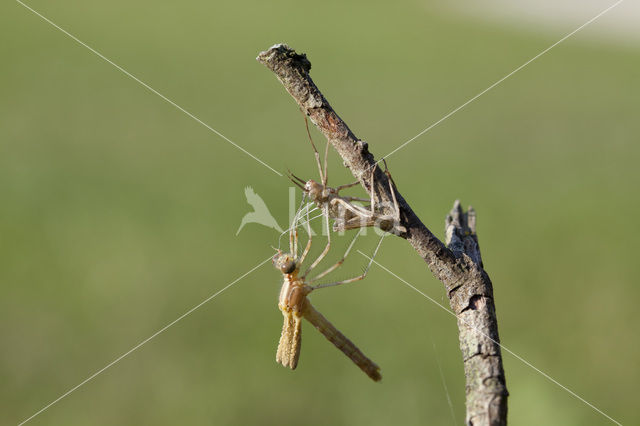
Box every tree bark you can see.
[258,44,508,425]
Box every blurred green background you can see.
[1,0,638,425]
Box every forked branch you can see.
[258,44,508,426]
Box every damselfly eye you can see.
[273,253,297,274]
[280,259,296,274]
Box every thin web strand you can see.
[16,0,282,176]
[18,255,273,425]
[358,251,622,426]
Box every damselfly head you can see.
[304,180,323,199]
[272,251,298,275]
[287,171,324,201]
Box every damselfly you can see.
[272,203,384,381]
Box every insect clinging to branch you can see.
[288,115,406,237]
[273,202,384,381]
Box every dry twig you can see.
[258,44,508,426]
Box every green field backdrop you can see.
[1,1,638,425]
